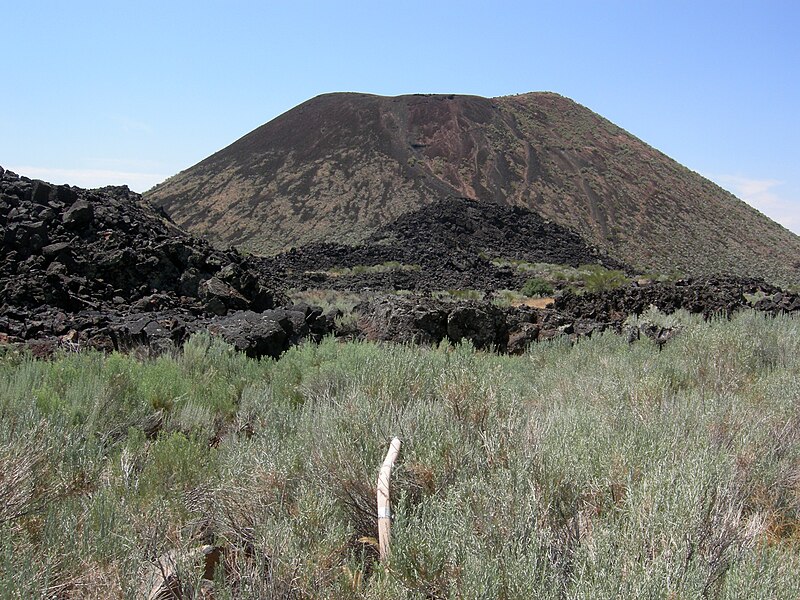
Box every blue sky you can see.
[2,1,799,233]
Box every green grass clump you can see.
[521,276,554,297]
[492,259,633,294]
[289,288,364,314]
[0,312,799,597]
[431,289,485,302]
[580,263,630,292]
[492,289,527,307]
[309,261,421,278]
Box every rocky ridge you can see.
[2,168,798,358]
[356,276,799,354]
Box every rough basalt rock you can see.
[62,199,93,228]
[354,274,800,354]
[0,168,329,358]
[2,167,798,358]
[355,295,605,352]
[507,323,540,355]
[447,304,507,350]
[553,276,798,321]
[261,198,627,292]
[357,296,450,346]
[208,311,289,358]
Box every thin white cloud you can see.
[709,174,800,235]
[6,166,167,193]
[84,157,164,170]
[114,116,155,135]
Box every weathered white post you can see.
[377,437,401,561]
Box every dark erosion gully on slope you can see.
[0,165,798,359]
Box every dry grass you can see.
[510,296,555,309]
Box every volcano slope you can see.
[147,92,800,286]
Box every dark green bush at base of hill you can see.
[581,264,630,293]
[521,276,554,297]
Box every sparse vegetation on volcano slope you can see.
[2,311,799,598]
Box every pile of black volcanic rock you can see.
[369,197,624,268]
[554,276,800,321]
[262,197,627,291]
[263,241,524,292]
[355,275,800,354]
[0,167,333,357]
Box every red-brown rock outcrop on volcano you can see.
[147,92,800,286]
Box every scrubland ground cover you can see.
[0,310,798,598]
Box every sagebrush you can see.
[0,310,798,598]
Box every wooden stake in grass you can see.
[377,437,401,561]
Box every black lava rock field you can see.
[0,166,332,357]
[1,167,798,357]
[261,197,626,291]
